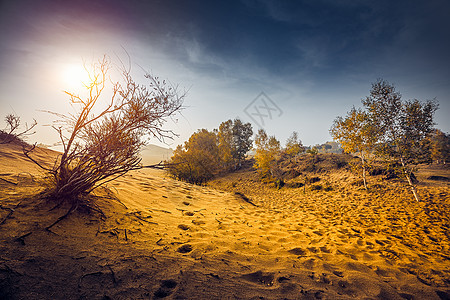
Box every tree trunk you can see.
[400,157,420,202]
[360,155,368,190]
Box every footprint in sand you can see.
[154,279,178,298]
[307,246,318,253]
[177,244,193,253]
[178,224,190,231]
[241,271,275,286]
[192,220,205,225]
[319,246,331,253]
[288,247,306,256]
[333,270,344,277]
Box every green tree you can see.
[216,118,253,170]
[362,79,438,201]
[231,119,253,167]
[330,107,378,190]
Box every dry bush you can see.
[24,56,185,219]
[0,114,36,145]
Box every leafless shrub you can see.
[0,113,36,145]
[24,56,185,217]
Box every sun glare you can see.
[62,64,91,90]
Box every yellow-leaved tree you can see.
[254,129,280,181]
[330,107,378,190]
[168,129,220,184]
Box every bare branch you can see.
[23,55,185,209]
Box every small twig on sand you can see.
[15,232,32,245]
[0,201,23,226]
[115,198,128,209]
[130,212,158,225]
[176,208,186,213]
[124,229,128,241]
[108,266,118,287]
[46,203,77,231]
[0,207,14,226]
[0,177,17,185]
[152,209,172,214]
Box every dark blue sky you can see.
[1,0,449,146]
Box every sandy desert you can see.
[0,142,449,299]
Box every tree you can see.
[231,119,253,167]
[428,129,450,164]
[216,119,253,170]
[0,113,36,144]
[362,79,438,201]
[254,129,281,181]
[216,119,234,170]
[284,131,304,160]
[167,129,220,184]
[330,107,378,190]
[24,56,185,215]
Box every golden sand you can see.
[0,143,449,299]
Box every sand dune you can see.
[0,143,449,299]
[140,144,173,165]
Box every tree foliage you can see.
[254,129,281,181]
[167,119,253,183]
[231,119,253,166]
[330,107,377,189]
[216,120,234,170]
[216,118,253,170]
[285,131,304,158]
[168,129,220,184]
[24,56,185,208]
[331,79,439,200]
[364,80,438,201]
[428,129,450,164]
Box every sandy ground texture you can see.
[0,143,449,299]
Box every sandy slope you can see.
[140,145,173,165]
[0,143,449,299]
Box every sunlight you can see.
[62,64,91,90]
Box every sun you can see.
[62,64,91,90]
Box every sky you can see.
[1,0,449,149]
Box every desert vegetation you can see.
[166,79,448,204]
[1,74,449,299]
[331,79,439,200]
[0,113,36,145]
[19,56,185,224]
[166,118,253,184]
